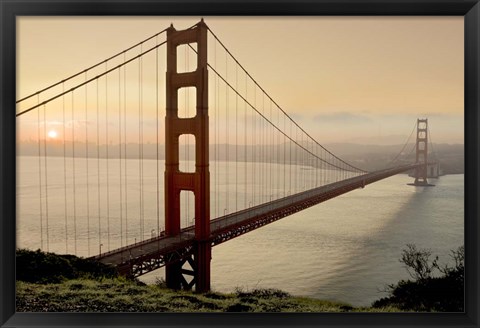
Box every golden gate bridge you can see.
[16,19,438,292]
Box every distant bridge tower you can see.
[165,20,211,292]
[412,118,434,186]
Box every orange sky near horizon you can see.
[16,16,464,145]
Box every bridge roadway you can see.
[91,163,420,277]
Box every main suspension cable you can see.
[17,40,168,117]
[17,28,169,104]
[206,26,366,174]
[206,62,351,172]
[387,121,417,167]
[188,42,365,174]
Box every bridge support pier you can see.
[165,261,183,290]
[195,241,211,292]
[165,243,210,291]
[165,20,211,293]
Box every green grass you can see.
[16,246,463,312]
[15,249,403,312]
[16,278,401,312]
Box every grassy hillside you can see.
[18,246,462,313]
[15,249,399,312]
[16,278,400,312]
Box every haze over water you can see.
[17,156,463,307]
[207,174,463,306]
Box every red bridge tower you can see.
[165,20,211,292]
[411,118,434,186]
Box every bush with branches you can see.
[373,244,464,312]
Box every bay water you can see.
[16,155,463,306]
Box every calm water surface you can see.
[17,156,463,306]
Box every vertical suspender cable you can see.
[43,104,49,251]
[294,127,297,192]
[312,141,315,187]
[337,156,340,182]
[259,94,262,203]
[258,91,263,202]
[306,136,309,189]
[37,95,44,250]
[156,39,160,235]
[187,46,190,225]
[214,40,218,219]
[320,148,323,186]
[62,85,68,253]
[332,156,340,181]
[106,64,111,250]
[217,43,221,217]
[315,146,318,187]
[289,121,292,194]
[264,97,267,200]
[124,53,128,245]
[277,103,281,198]
[269,100,272,201]
[118,67,123,248]
[300,132,308,191]
[339,157,341,182]
[139,50,145,240]
[305,133,308,189]
[262,97,265,202]
[263,95,266,202]
[244,71,247,209]
[260,94,263,203]
[323,149,326,185]
[138,49,142,241]
[267,98,270,200]
[96,79,101,254]
[302,132,305,190]
[283,114,286,197]
[301,131,304,189]
[318,145,321,186]
[270,101,273,200]
[306,136,309,188]
[235,64,238,212]
[339,157,342,181]
[253,85,256,205]
[138,48,145,241]
[315,143,318,184]
[85,72,90,256]
[225,51,229,215]
[270,101,274,199]
[141,50,144,239]
[72,91,77,254]
[184,45,188,226]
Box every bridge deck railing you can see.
[92,163,419,268]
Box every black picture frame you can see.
[1,1,479,327]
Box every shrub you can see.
[400,244,438,281]
[16,249,75,283]
[372,245,464,312]
[16,249,118,284]
[235,288,290,299]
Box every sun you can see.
[47,130,58,139]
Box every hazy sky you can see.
[16,16,464,144]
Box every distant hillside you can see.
[324,143,464,174]
[342,134,413,146]
[17,140,464,175]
